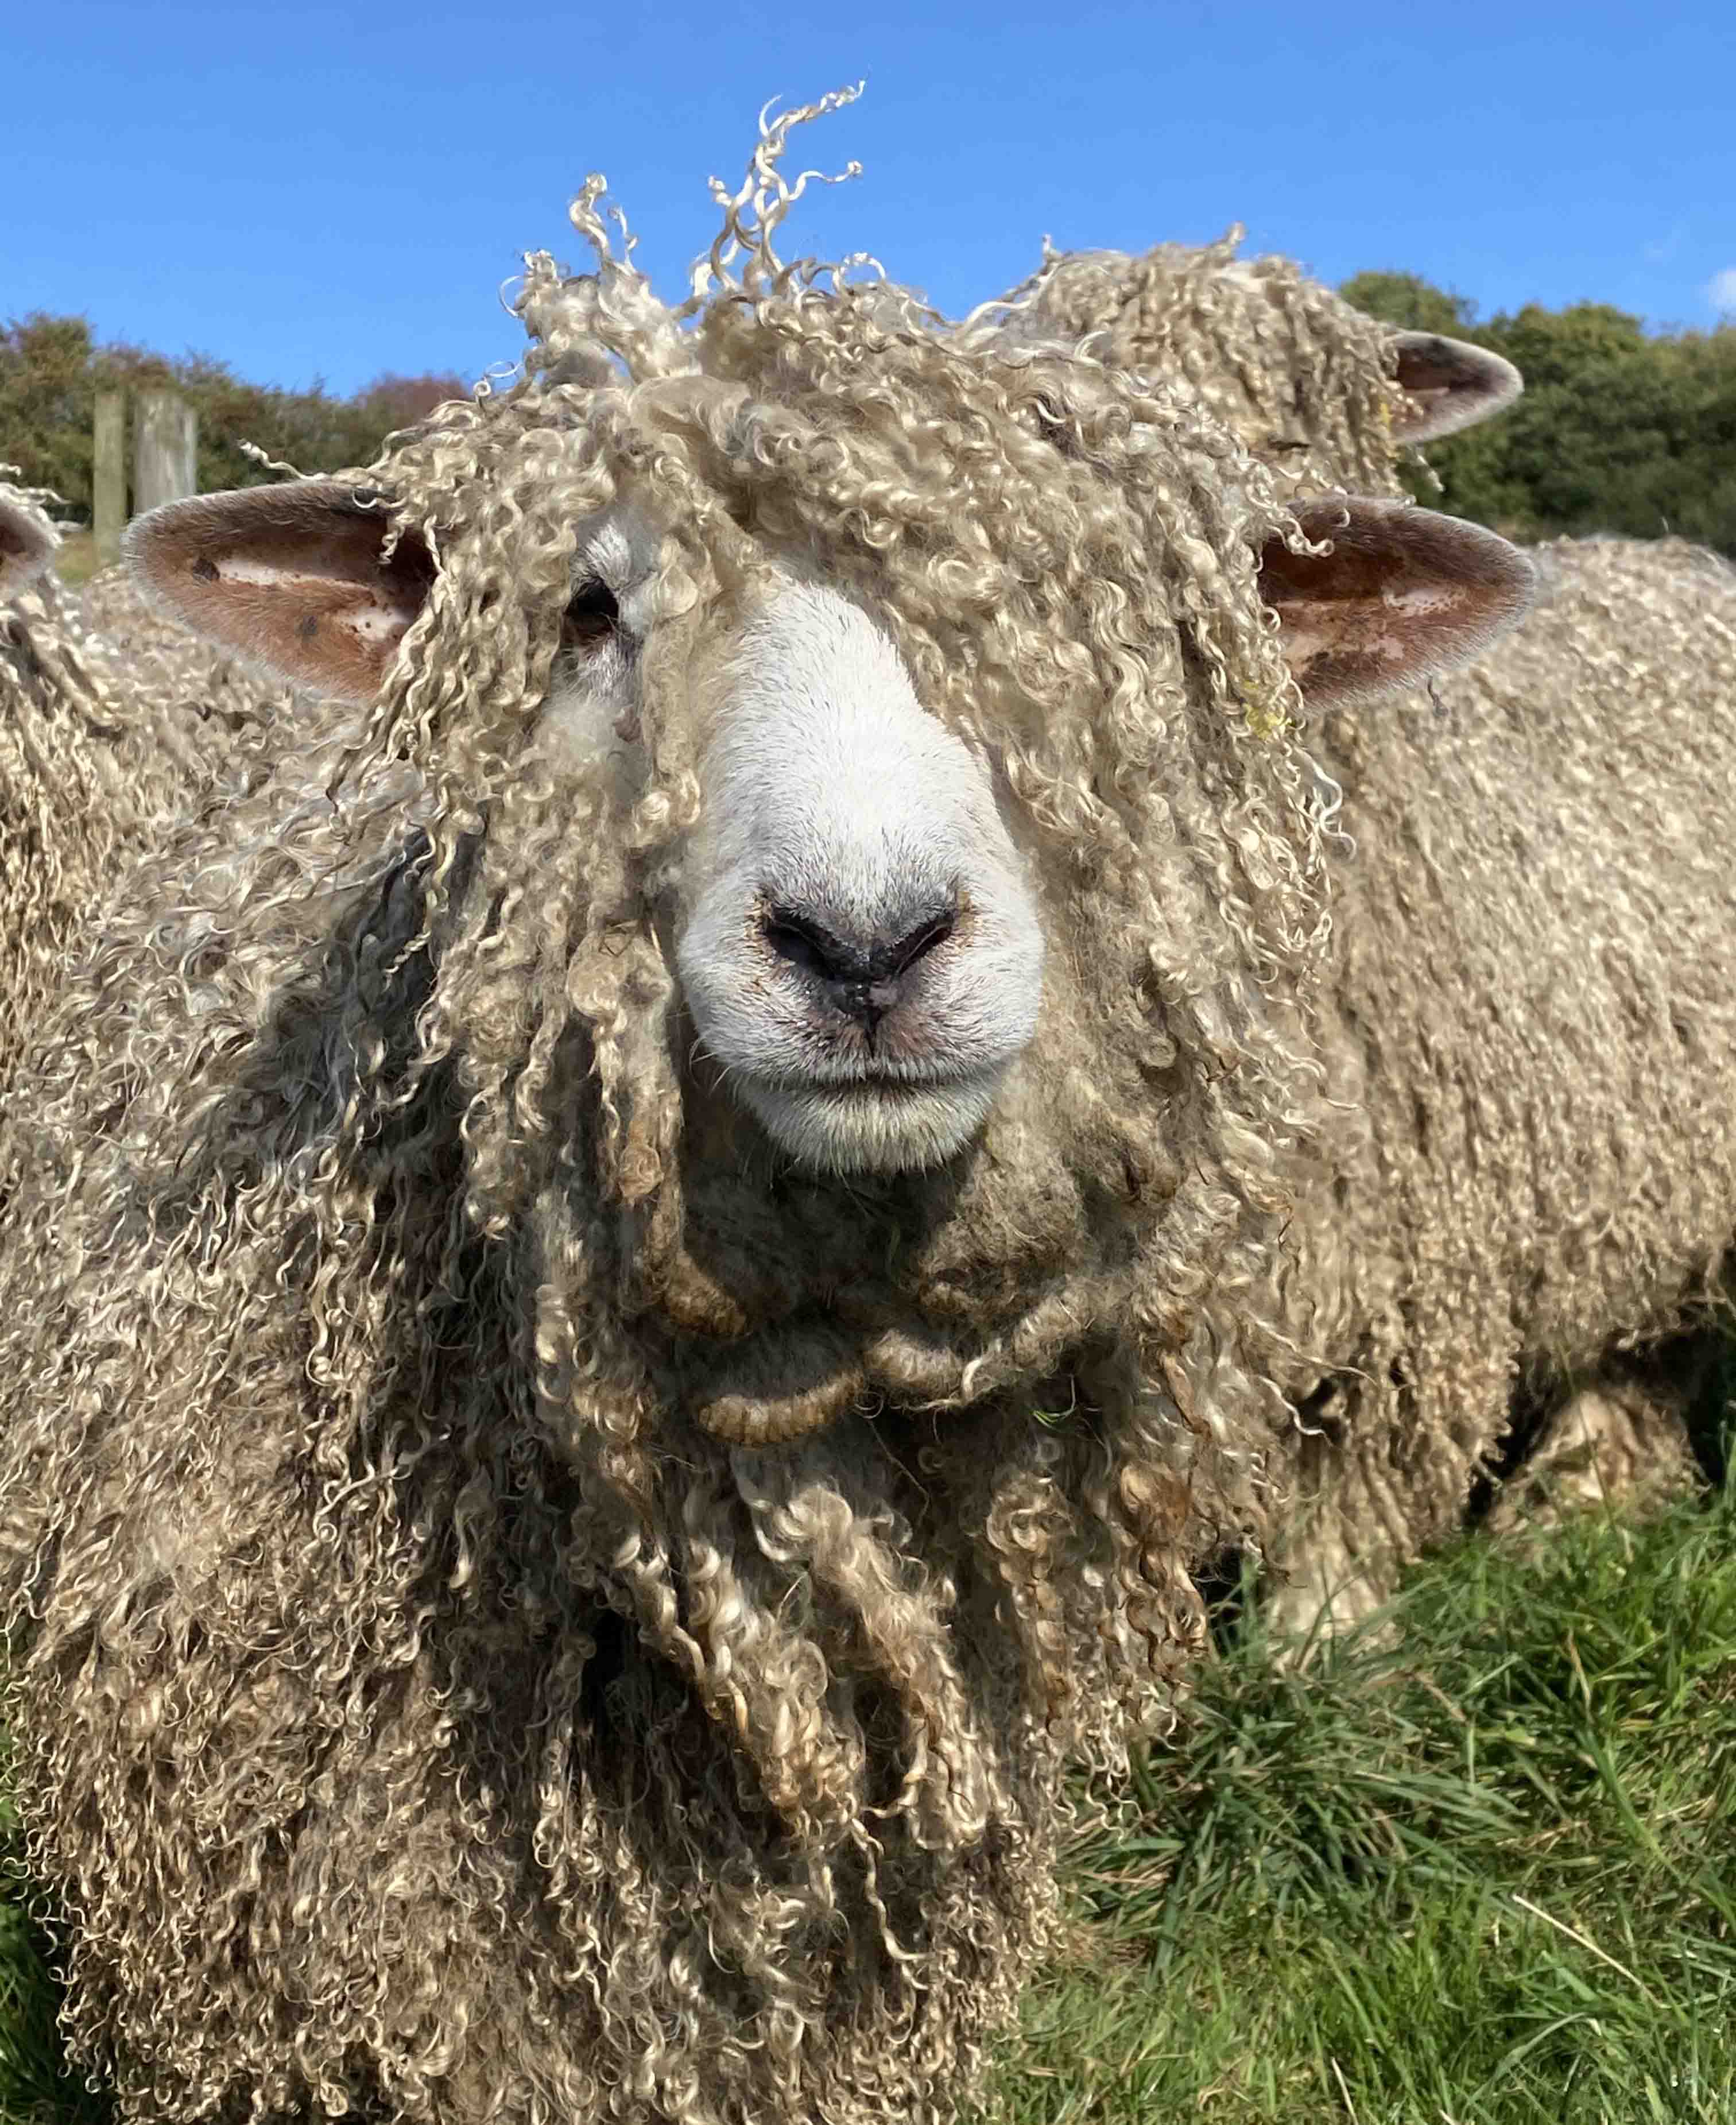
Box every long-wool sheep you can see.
[0,97,1694,2125]
[1257,527,1736,1625]
[968,231,1521,498]
[973,243,1723,1604]
[0,481,254,1074]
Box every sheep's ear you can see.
[1390,332,1523,443]
[0,497,55,601]
[125,479,436,703]
[1260,498,1533,710]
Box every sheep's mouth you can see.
[738,1064,1007,1174]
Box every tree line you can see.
[3,282,1734,556]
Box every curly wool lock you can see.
[0,106,1343,2125]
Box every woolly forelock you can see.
[0,495,249,1083]
[0,107,1342,2125]
[971,231,1413,500]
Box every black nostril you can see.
[761,907,861,987]
[879,907,956,979]
[760,895,959,1037]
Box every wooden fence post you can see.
[133,390,199,517]
[92,391,127,568]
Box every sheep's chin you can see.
[741,1071,1005,1174]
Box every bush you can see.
[0,312,468,520]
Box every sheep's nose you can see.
[760,897,958,1038]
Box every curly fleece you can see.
[0,484,253,1083]
[1262,533,1736,1624]
[970,232,1415,497]
[0,98,1339,2125]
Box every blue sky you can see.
[5,1,1732,397]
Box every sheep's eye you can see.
[563,578,619,648]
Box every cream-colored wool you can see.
[0,486,257,1081]
[0,107,1720,2125]
[1262,533,1736,1629]
[970,233,1413,496]
[0,103,1334,2125]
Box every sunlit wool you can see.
[0,104,1340,2125]
[968,233,1518,500]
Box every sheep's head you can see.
[979,242,1522,488]
[131,464,1527,1182]
[126,262,1533,1489]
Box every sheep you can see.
[1258,527,1736,1629]
[0,481,203,1066]
[0,483,56,603]
[966,247,1731,1598]
[0,96,1690,2125]
[0,478,260,1082]
[967,232,1522,498]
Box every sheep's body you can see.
[972,235,1520,498]
[1267,533,1736,1623]
[979,246,1714,1592]
[81,560,285,740]
[0,505,227,1074]
[0,478,273,1079]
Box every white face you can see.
[537,523,1045,1176]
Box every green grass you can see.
[46,532,99,589]
[976,1485,1736,2124]
[5,1489,1736,2124]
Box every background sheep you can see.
[1257,527,1736,1629]
[968,233,1521,498]
[0,476,274,1085]
[0,481,219,1071]
[0,484,56,603]
[969,243,1725,1603]
[0,99,1539,2125]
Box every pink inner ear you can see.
[127,482,436,704]
[1390,334,1524,443]
[1260,499,1534,711]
